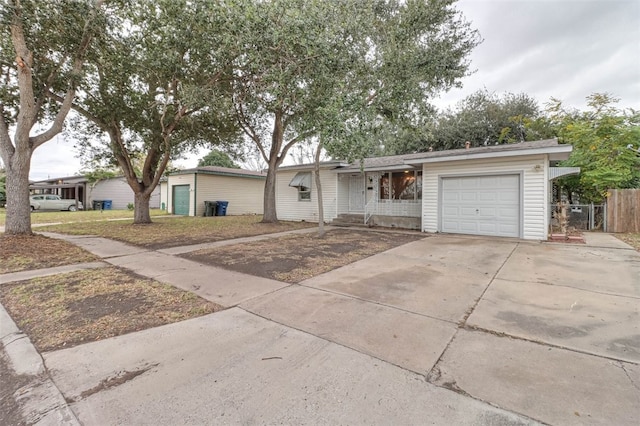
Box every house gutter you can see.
[403,145,573,165]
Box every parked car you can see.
[30,195,83,212]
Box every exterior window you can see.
[379,171,422,200]
[298,186,311,201]
[289,172,311,202]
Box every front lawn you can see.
[0,234,99,274]
[183,228,425,283]
[37,215,316,249]
[0,267,222,352]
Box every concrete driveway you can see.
[35,232,640,425]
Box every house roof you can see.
[277,161,350,172]
[31,175,88,184]
[170,166,267,179]
[334,139,571,172]
[403,139,572,164]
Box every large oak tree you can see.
[0,0,105,235]
[227,0,480,222]
[67,0,239,223]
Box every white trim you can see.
[335,164,418,173]
[405,145,572,165]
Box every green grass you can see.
[0,208,168,226]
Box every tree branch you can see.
[0,104,15,165]
[30,0,105,149]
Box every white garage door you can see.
[441,174,520,238]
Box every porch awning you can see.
[549,167,580,180]
[289,172,311,188]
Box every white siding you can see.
[422,155,548,240]
[276,169,338,222]
[167,174,195,216]
[89,177,161,210]
[159,181,168,211]
[194,174,265,216]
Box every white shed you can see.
[89,177,160,210]
[160,166,266,216]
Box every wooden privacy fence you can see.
[606,189,640,233]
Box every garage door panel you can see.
[441,175,520,238]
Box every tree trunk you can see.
[3,149,33,235]
[133,191,152,224]
[262,160,279,223]
[260,109,288,224]
[314,140,325,238]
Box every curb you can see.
[0,303,80,425]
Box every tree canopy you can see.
[552,93,640,203]
[198,150,239,169]
[227,0,480,222]
[385,89,556,154]
[68,0,240,223]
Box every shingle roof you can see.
[171,166,266,178]
[339,139,567,170]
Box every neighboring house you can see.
[160,166,266,216]
[88,176,160,210]
[30,175,88,207]
[31,175,160,210]
[277,139,576,240]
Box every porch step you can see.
[331,213,369,228]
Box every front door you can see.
[172,185,190,216]
[349,175,364,212]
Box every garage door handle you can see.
[476,209,479,213]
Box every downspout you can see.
[193,172,198,217]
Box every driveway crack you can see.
[66,363,159,403]
[618,362,640,392]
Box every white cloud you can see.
[434,0,640,111]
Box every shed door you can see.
[441,175,520,238]
[172,185,190,216]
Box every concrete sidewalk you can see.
[2,230,639,425]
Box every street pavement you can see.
[1,230,639,425]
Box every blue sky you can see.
[29,0,640,180]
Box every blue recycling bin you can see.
[102,200,112,210]
[215,201,228,216]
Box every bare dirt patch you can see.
[0,267,222,352]
[37,215,315,249]
[182,229,424,283]
[0,234,98,274]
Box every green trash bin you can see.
[92,200,103,210]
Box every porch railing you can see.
[364,197,377,225]
[365,199,421,224]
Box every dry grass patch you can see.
[0,267,222,352]
[616,233,640,251]
[0,234,98,274]
[183,229,424,283]
[38,215,315,249]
